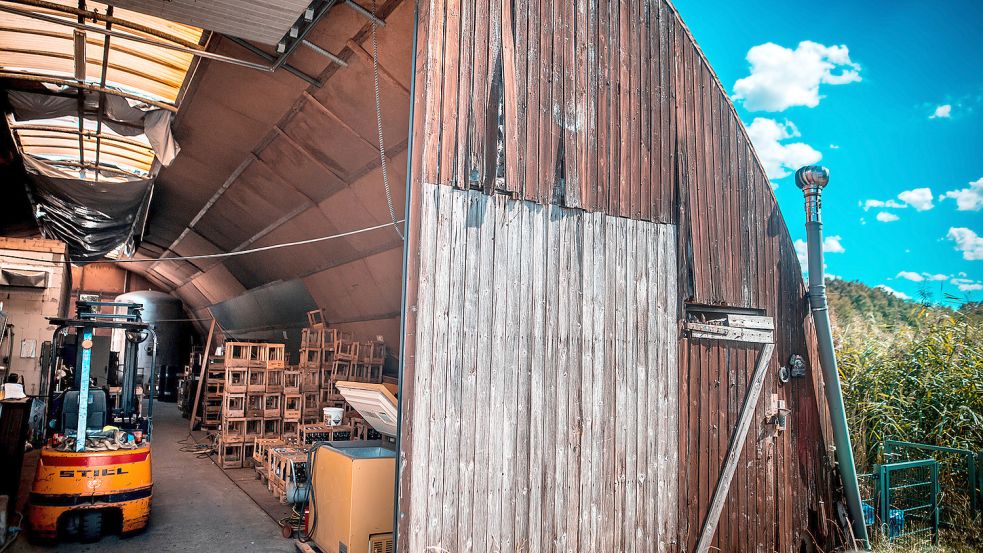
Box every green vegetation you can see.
[829,279,982,551]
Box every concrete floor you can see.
[10,402,295,552]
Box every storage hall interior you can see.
[1,0,411,551]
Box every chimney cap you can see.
[795,165,829,190]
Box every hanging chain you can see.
[370,0,403,240]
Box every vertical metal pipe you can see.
[795,165,870,548]
[392,2,419,548]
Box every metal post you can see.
[795,166,871,548]
[931,462,940,545]
[345,0,386,26]
[74,326,93,452]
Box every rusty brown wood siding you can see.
[401,182,679,551]
[404,0,838,552]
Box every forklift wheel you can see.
[79,511,103,543]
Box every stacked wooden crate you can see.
[266,446,309,503]
[210,315,393,472]
[200,357,225,430]
[216,342,287,469]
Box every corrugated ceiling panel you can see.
[190,263,245,304]
[209,278,316,333]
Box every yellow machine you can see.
[28,446,153,541]
[307,382,398,553]
[27,301,157,542]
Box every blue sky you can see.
[672,0,983,305]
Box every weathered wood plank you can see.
[453,0,475,188]
[437,180,468,552]
[423,184,454,549]
[469,186,496,553]
[455,191,482,553]
[512,195,533,547]
[407,183,439,552]
[438,0,462,185]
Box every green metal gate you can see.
[859,458,940,544]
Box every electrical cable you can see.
[177,433,214,459]
[0,219,404,266]
[370,0,403,240]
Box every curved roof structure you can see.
[0,0,854,551]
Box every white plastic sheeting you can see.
[9,90,180,167]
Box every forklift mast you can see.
[47,301,158,452]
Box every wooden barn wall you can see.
[401,183,679,552]
[404,0,839,551]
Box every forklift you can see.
[27,301,158,543]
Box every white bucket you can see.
[323,407,344,426]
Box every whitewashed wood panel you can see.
[403,183,679,551]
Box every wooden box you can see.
[263,393,281,418]
[218,439,244,469]
[245,393,264,417]
[223,392,245,418]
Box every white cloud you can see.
[829,144,840,149]
[794,239,808,267]
[863,199,905,210]
[896,271,924,282]
[733,41,862,112]
[951,278,983,292]
[876,212,899,222]
[876,285,911,300]
[794,236,844,270]
[942,177,983,211]
[947,227,983,260]
[897,188,934,211]
[929,104,952,119]
[745,118,822,180]
[824,235,846,253]
[863,188,934,212]
[897,271,951,283]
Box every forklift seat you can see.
[61,389,108,431]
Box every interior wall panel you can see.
[401,183,679,552]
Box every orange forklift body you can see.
[27,444,153,540]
